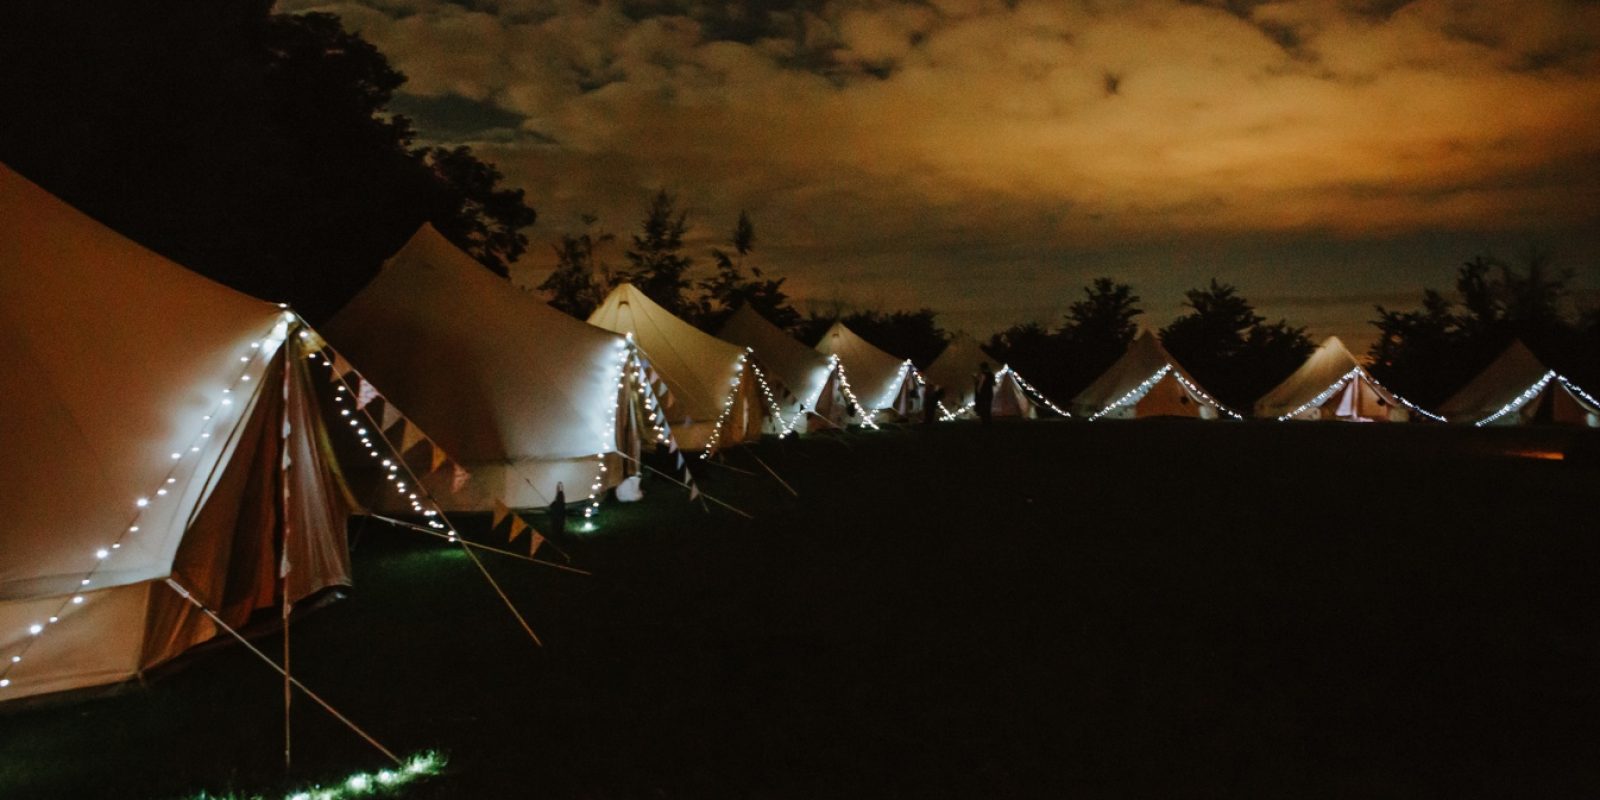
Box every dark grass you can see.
[3,421,1599,798]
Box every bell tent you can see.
[923,334,1055,420]
[326,226,640,510]
[716,305,858,432]
[1254,336,1437,422]
[1436,340,1600,427]
[0,163,358,701]
[813,321,922,421]
[588,284,767,452]
[1071,331,1239,420]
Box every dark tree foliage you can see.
[694,211,800,331]
[986,321,1059,392]
[1058,278,1144,397]
[793,308,949,367]
[1160,279,1313,410]
[615,189,695,317]
[0,0,534,322]
[1369,251,1595,405]
[987,278,1143,402]
[538,214,610,319]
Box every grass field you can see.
[2,420,1598,798]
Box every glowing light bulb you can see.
[135,498,149,508]
[28,624,42,635]
[96,549,109,559]
[170,452,182,460]
[72,596,84,605]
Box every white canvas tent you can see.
[588,284,766,452]
[1437,340,1600,427]
[716,305,858,432]
[1071,331,1239,420]
[813,321,921,421]
[923,334,1040,420]
[325,225,637,510]
[1254,336,1436,422]
[0,163,356,701]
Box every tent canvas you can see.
[0,163,355,702]
[716,305,857,432]
[1254,336,1432,422]
[588,284,765,452]
[1071,331,1239,420]
[922,334,1038,419]
[1437,340,1600,427]
[812,321,921,420]
[325,225,636,511]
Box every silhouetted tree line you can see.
[0,0,534,322]
[1369,252,1600,407]
[8,2,1595,410]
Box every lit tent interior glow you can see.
[0,162,358,701]
[1436,339,1600,427]
[812,321,922,421]
[922,333,1063,420]
[325,224,641,510]
[716,304,860,433]
[588,283,766,453]
[1071,330,1240,420]
[1255,335,1439,422]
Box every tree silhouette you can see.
[1370,250,1590,405]
[538,214,610,318]
[0,2,535,321]
[1160,280,1312,410]
[616,189,695,317]
[694,211,799,331]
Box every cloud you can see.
[280,0,1600,341]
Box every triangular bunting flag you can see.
[400,420,425,453]
[508,515,528,543]
[688,483,700,501]
[648,367,659,385]
[430,443,448,473]
[675,452,684,471]
[356,377,378,410]
[492,499,510,530]
[529,532,545,558]
[668,437,677,453]
[330,353,353,381]
[380,402,402,431]
[451,463,471,493]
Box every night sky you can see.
[279,0,1600,347]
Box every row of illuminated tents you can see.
[1063,330,1600,426]
[0,162,1042,705]
[3,157,1597,707]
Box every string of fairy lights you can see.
[698,351,754,459]
[744,357,806,437]
[1275,366,1445,422]
[1086,364,1241,421]
[829,356,880,430]
[1473,370,1600,427]
[1088,365,1171,421]
[0,310,292,693]
[1000,366,1072,417]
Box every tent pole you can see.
[163,578,402,766]
[743,450,798,497]
[280,342,294,774]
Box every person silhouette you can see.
[974,362,995,426]
[549,481,567,537]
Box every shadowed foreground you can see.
[2,421,1597,798]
